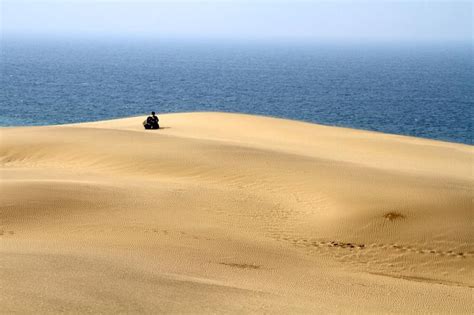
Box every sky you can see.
[1,0,472,42]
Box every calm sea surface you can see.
[1,38,472,144]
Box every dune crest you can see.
[1,112,472,313]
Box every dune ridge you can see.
[1,112,473,313]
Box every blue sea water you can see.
[1,38,472,144]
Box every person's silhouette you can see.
[143,111,160,129]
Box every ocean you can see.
[1,38,472,144]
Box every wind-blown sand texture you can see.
[1,112,472,313]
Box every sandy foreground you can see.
[1,112,472,313]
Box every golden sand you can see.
[1,112,472,313]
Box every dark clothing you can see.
[144,115,159,129]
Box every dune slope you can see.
[1,112,473,313]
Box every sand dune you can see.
[1,112,472,313]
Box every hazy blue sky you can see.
[1,0,472,41]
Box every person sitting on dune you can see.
[143,111,160,129]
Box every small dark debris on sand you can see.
[383,212,406,221]
[219,262,261,269]
[330,241,365,249]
